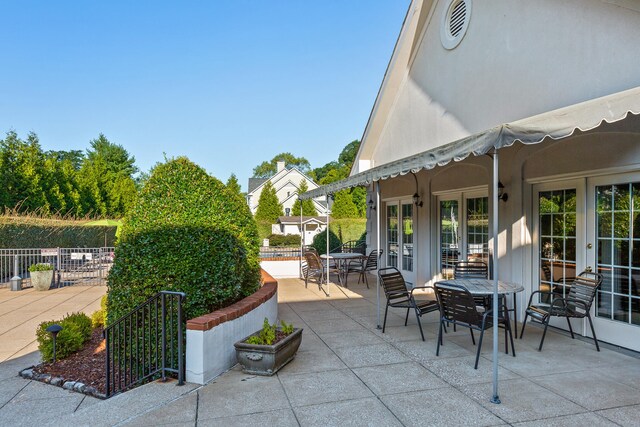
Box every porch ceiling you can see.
[300,85,640,199]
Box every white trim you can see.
[525,164,640,185]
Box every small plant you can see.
[29,263,54,272]
[91,295,108,328]
[36,312,93,362]
[280,320,294,335]
[245,318,295,345]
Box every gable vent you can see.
[441,0,472,50]
[449,1,467,37]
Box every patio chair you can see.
[434,282,515,369]
[345,249,383,288]
[454,260,490,308]
[302,250,340,288]
[520,271,603,351]
[378,267,439,341]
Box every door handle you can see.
[586,266,593,272]
[587,243,593,249]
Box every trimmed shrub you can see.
[311,229,341,255]
[0,216,116,248]
[268,234,301,247]
[107,157,261,323]
[36,312,93,361]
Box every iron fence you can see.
[104,291,185,397]
[0,247,115,288]
[259,247,302,258]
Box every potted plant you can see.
[29,263,54,291]
[234,318,302,376]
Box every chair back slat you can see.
[364,249,382,270]
[304,251,323,271]
[454,261,488,279]
[435,283,482,326]
[378,267,409,299]
[567,271,602,313]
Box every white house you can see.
[271,215,328,246]
[246,161,328,217]
[301,0,640,352]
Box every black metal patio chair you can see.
[520,271,603,351]
[454,260,490,308]
[378,267,439,341]
[345,249,383,288]
[434,282,515,369]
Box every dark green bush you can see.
[107,157,261,323]
[91,295,108,328]
[268,234,301,247]
[311,229,341,255]
[0,217,116,248]
[36,312,93,362]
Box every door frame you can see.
[383,197,416,285]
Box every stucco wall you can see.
[370,0,640,167]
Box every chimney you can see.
[276,161,285,172]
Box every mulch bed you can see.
[32,327,106,395]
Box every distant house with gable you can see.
[246,161,328,217]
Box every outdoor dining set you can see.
[302,249,604,369]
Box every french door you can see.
[438,191,489,279]
[386,200,414,283]
[587,174,640,351]
[534,175,640,351]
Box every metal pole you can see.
[300,201,303,278]
[491,150,500,404]
[13,255,19,278]
[326,193,330,297]
[376,182,381,329]
[161,294,167,381]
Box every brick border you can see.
[186,269,277,332]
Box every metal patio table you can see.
[320,252,366,286]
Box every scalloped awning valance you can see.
[299,85,640,200]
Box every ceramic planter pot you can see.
[234,328,303,376]
[31,270,54,291]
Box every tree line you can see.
[0,130,138,218]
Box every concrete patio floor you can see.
[1,276,639,426]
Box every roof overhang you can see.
[301,85,640,199]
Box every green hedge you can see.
[107,157,261,323]
[36,312,93,362]
[267,234,301,247]
[329,218,367,243]
[0,218,116,248]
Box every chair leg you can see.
[383,302,390,333]
[469,328,476,345]
[437,320,444,356]
[538,315,550,351]
[414,308,425,341]
[520,312,529,338]
[475,328,485,369]
[512,293,518,339]
[363,272,369,289]
[566,317,575,339]
[586,313,600,351]
[404,308,410,326]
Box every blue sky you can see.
[0,1,409,190]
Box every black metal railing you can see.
[259,247,302,258]
[331,240,366,255]
[104,291,185,397]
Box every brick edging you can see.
[186,269,277,331]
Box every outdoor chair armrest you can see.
[526,290,554,306]
[562,297,589,311]
[409,286,435,297]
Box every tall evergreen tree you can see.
[331,189,358,219]
[254,181,283,222]
[226,173,243,196]
[291,180,317,216]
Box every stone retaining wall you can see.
[185,269,278,384]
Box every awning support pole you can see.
[300,201,303,279]
[326,193,330,297]
[491,150,500,404]
[376,182,381,329]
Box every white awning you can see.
[300,85,640,199]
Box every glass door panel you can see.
[401,203,414,272]
[466,197,489,265]
[595,182,640,326]
[440,200,460,279]
[538,189,577,303]
[386,204,398,268]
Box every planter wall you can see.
[185,269,278,385]
[260,260,301,279]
